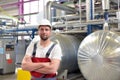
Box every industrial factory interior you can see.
[0,0,120,80]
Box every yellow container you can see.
[17,68,31,80]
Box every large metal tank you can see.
[51,33,84,74]
[78,30,120,80]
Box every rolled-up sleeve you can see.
[25,41,35,56]
[50,44,62,60]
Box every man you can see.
[21,19,62,80]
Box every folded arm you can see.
[21,55,60,74]
[21,55,49,71]
[34,59,60,74]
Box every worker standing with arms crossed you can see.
[21,19,62,80]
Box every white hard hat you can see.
[38,19,51,28]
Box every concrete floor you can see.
[0,73,85,80]
[0,73,16,80]
[0,69,85,80]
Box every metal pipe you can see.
[102,0,110,10]
[110,0,120,4]
[45,1,77,20]
[78,0,81,23]
[118,0,120,11]
[90,0,94,20]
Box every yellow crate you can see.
[17,68,31,80]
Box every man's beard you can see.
[40,36,49,41]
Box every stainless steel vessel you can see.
[51,33,83,74]
[78,30,120,80]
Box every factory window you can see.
[24,1,39,14]
[23,0,39,24]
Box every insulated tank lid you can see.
[78,30,120,80]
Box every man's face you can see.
[38,25,51,41]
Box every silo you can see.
[78,30,120,80]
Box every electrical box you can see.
[0,37,16,74]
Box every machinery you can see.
[15,40,30,66]
[78,30,120,80]
[51,33,84,74]
[0,0,120,80]
[0,37,16,74]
